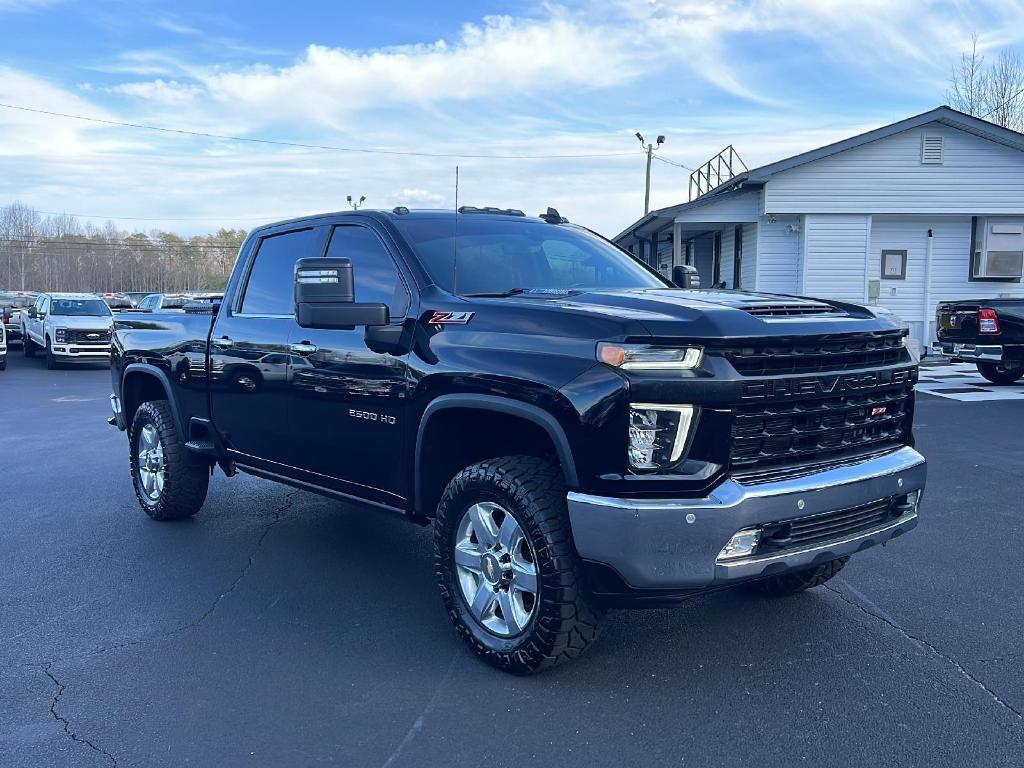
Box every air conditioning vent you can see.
[921,135,943,164]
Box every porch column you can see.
[672,222,682,266]
[649,231,659,268]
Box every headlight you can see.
[598,343,702,371]
[628,404,695,470]
[55,327,67,343]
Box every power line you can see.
[0,238,240,249]
[652,154,695,171]
[978,83,1024,119]
[0,102,641,160]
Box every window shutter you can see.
[921,135,944,164]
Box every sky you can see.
[1,0,1023,238]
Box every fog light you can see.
[717,527,761,561]
[906,489,921,511]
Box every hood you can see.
[481,288,899,341]
[49,314,115,330]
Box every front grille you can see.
[757,496,910,554]
[716,332,910,376]
[65,329,111,343]
[730,371,914,471]
[743,303,843,317]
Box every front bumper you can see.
[567,446,925,591]
[930,341,1003,363]
[51,343,111,360]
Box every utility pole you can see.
[635,132,665,215]
[346,195,366,210]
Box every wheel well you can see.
[417,407,564,518]
[122,371,169,423]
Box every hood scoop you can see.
[741,301,844,318]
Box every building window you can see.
[881,250,907,280]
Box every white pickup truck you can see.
[22,292,114,369]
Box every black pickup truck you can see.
[932,298,1024,384]
[109,207,926,673]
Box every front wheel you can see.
[434,456,602,674]
[45,338,58,370]
[129,400,209,520]
[977,361,1024,385]
[743,557,848,597]
[23,335,36,357]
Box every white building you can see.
[613,106,1024,352]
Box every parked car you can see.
[108,207,926,673]
[0,290,39,345]
[125,292,152,306]
[0,321,7,370]
[96,292,136,311]
[932,298,1024,383]
[135,292,223,312]
[22,292,114,369]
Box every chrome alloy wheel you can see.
[136,423,166,502]
[454,502,539,637]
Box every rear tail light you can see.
[978,308,1000,334]
[2,310,9,324]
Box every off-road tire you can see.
[976,361,1024,385]
[435,456,603,674]
[129,399,209,520]
[0,358,6,371]
[45,337,57,370]
[23,335,36,357]
[743,557,848,596]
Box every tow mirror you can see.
[294,257,389,330]
[672,264,700,289]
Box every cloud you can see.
[153,17,201,36]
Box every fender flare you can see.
[414,393,579,513]
[121,363,188,438]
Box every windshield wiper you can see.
[462,288,529,298]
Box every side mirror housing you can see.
[672,264,700,289]
[294,257,389,329]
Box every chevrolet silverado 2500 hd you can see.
[109,207,926,673]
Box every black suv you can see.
[109,207,926,673]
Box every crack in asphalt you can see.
[380,652,459,768]
[33,491,300,765]
[42,664,117,767]
[825,581,1024,726]
[46,490,301,665]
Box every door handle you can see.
[290,342,318,355]
[212,336,233,349]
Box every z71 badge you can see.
[429,311,474,325]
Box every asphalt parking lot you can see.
[2,350,1022,768]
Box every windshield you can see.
[50,298,112,317]
[393,217,669,296]
[101,297,133,308]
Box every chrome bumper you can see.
[567,447,926,590]
[930,342,1003,363]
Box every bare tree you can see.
[947,32,988,116]
[0,202,245,293]
[984,49,1024,131]
[948,34,1024,131]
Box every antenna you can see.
[452,165,459,295]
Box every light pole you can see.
[636,132,665,215]
[346,195,366,210]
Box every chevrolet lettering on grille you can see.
[740,368,914,400]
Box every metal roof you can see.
[614,106,1024,243]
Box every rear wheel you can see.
[129,399,209,520]
[743,557,848,596]
[977,361,1024,385]
[434,456,602,674]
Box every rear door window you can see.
[240,229,318,316]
